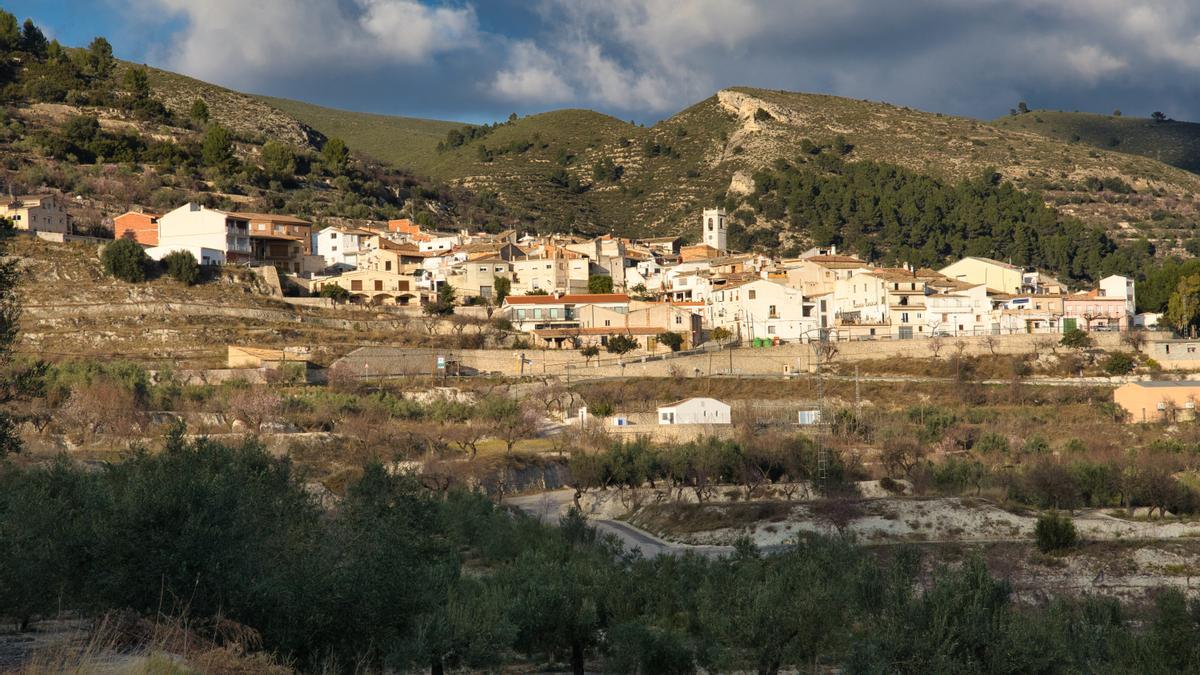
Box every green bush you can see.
[1060,329,1094,350]
[100,238,150,282]
[1103,352,1136,375]
[319,285,350,302]
[161,249,199,285]
[656,331,685,352]
[606,334,640,355]
[1035,511,1078,552]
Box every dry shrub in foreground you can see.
[19,611,291,675]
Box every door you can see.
[898,326,914,340]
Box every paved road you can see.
[505,490,734,558]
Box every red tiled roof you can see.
[532,326,665,337]
[504,293,630,305]
[232,212,311,225]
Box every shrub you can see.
[319,285,350,303]
[100,238,150,282]
[1035,511,1078,552]
[1103,352,1136,376]
[161,250,199,285]
[975,432,1010,454]
[1060,329,1094,350]
[606,334,639,355]
[656,331,685,352]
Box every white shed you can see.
[657,397,731,425]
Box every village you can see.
[4,194,1150,353]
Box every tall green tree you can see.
[321,136,349,174]
[190,98,209,125]
[123,66,150,100]
[260,140,296,182]
[1166,273,1200,336]
[0,11,20,54]
[587,275,613,293]
[84,36,114,78]
[201,123,235,170]
[19,19,47,57]
[493,275,511,304]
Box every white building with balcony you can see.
[315,226,377,271]
[156,203,252,262]
[707,278,820,342]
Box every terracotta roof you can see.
[532,326,665,337]
[115,210,162,219]
[504,293,630,305]
[804,254,867,265]
[233,211,311,225]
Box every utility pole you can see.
[816,342,828,489]
[855,363,861,423]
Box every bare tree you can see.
[449,314,474,337]
[227,386,282,434]
[982,335,999,357]
[58,380,141,440]
[445,422,487,459]
[1122,330,1147,352]
[880,438,926,479]
[813,339,839,365]
[928,335,945,358]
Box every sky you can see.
[8,0,1200,125]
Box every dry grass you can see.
[14,612,291,675]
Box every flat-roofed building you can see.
[1115,381,1200,423]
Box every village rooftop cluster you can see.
[4,195,1146,353]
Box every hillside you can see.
[291,87,1200,242]
[127,63,326,151]
[257,96,462,169]
[992,110,1200,174]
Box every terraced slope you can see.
[992,110,1200,174]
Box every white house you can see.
[314,226,375,270]
[146,244,225,266]
[657,397,731,425]
[417,233,461,253]
[1099,274,1136,317]
[156,203,251,262]
[924,284,993,336]
[707,278,820,342]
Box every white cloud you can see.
[493,0,1200,117]
[140,0,478,88]
[122,0,1200,121]
[492,42,574,102]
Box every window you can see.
[768,304,777,318]
[748,290,757,300]
[767,326,776,334]
[374,280,383,291]
[350,280,362,291]
[604,319,611,326]
[517,309,526,319]
[385,261,392,271]
[533,309,542,319]
[675,316,682,324]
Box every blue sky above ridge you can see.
[9,0,1200,126]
